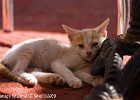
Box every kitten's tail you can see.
[0,61,32,86]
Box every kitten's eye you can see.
[92,42,98,47]
[78,44,84,49]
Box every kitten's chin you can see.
[84,57,93,61]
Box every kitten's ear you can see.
[62,24,78,41]
[94,18,109,38]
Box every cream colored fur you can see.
[1,19,109,88]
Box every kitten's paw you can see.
[67,77,82,89]
[91,76,104,86]
[47,74,65,85]
[24,76,38,86]
[20,74,38,86]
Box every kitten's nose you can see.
[86,51,92,56]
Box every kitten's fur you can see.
[0,19,109,88]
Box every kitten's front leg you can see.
[51,61,82,88]
[74,67,103,86]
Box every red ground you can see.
[0,0,119,100]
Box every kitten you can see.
[0,19,109,88]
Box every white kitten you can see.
[1,19,109,88]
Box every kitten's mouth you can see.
[84,56,94,61]
[84,53,96,61]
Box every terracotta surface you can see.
[0,0,119,100]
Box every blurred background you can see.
[0,0,117,36]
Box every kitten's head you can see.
[63,18,109,61]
